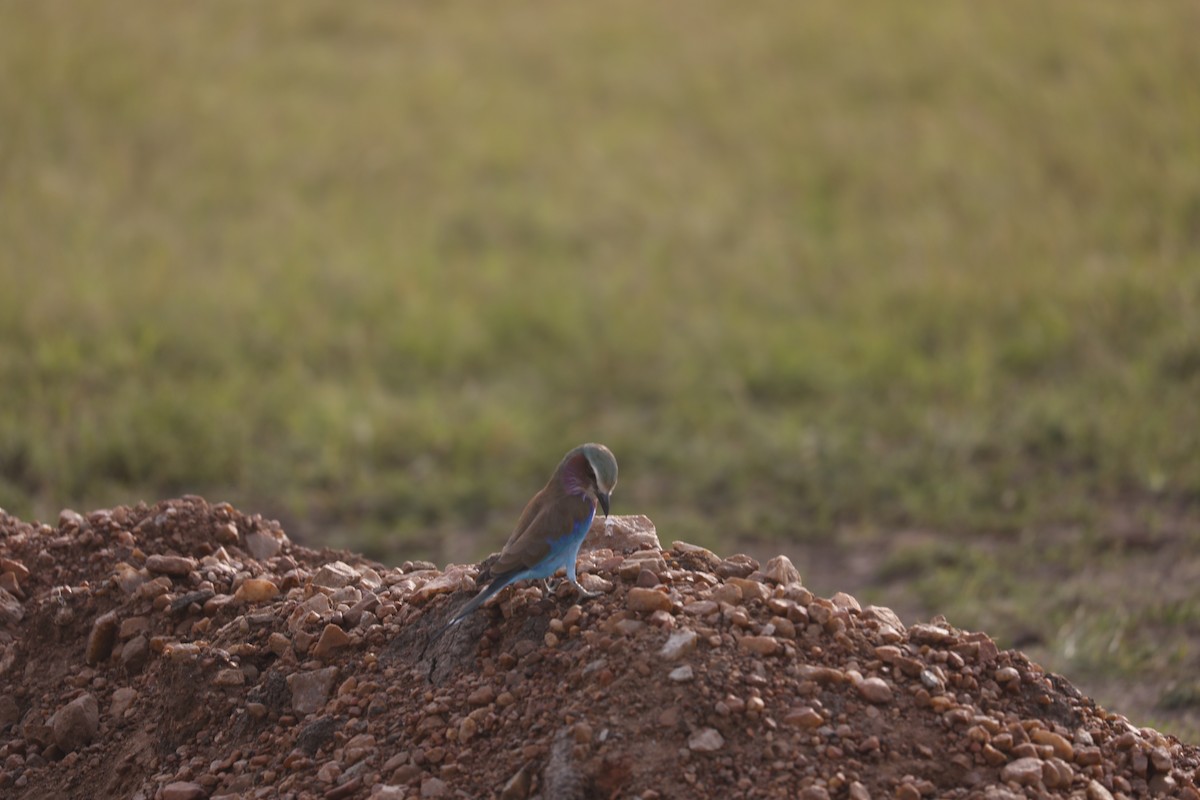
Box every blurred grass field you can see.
[2,1,1200,737]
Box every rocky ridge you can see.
[0,496,1198,799]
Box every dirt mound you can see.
[1,497,1198,799]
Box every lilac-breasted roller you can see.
[427,443,618,647]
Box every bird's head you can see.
[561,442,618,516]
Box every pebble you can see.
[421,776,448,797]
[856,677,893,704]
[627,587,672,613]
[86,611,119,665]
[908,623,956,646]
[659,629,698,661]
[311,561,361,589]
[763,555,801,584]
[1000,756,1044,787]
[578,573,614,594]
[784,707,824,728]
[687,727,725,753]
[710,583,742,604]
[468,686,495,706]
[683,600,719,616]
[214,668,246,687]
[235,578,280,603]
[312,624,352,659]
[582,514,660,553]
[1031,728,1073,761]
[737,635,780,656]
[243,530,282,560]
[49,693,99,752]
[145,554,198,576]
[726,577,769,603]
[669,665,694,682]
[288,667,339,714]
[161,781,206,800]
[121,634,150,672]
[110,687,137,717]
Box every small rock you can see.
[161,781,206,800]
[411,566,475,603]
[710,584,742,604]
[659,629,698,660]
[737,635,780,656]
[311,561,360,589]
[626,587,672,613]
[145,554,197,576]
[268,632,291,656]
[86,611,119,665]
[234,578,280,603]
[0,695,20,729]
[847,781,870,800]
[499,763,533,800]
[49,693,99,752]
[214,668,246,687]
[121,635,150,673]
[0,588,24,625]
[113,563,147,594]
[578,573,614,594]
[682,600,719,616]
[110,687,137,717]
[830,591,860,611]
[1000,756,1045,787]
[58,508,85,529]
[716,555,757,578]
[726,577,769,603]
[420,776,448,797]
[1031,728,1074,761]
[0,557,30,581]
[856,677,893,704]
[687,727,725,753]
[244,530,283,560]
[1086,780,1115,800]
[909,623,956,646]
[468,686,495,706]
[764,555,801,584]
[118,616,151,639]
[288,667,339,714]
[784,707,824,728]
[582,514,660,553]
[312,624,352,659]
[669,665,694,682]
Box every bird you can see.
[425,443,618,650]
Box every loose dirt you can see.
[1,497,1197,798]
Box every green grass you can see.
[2,0,1200,737]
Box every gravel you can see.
[0,496,1198,798]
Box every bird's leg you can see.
[570,579,601,600]
[565,563,600,600]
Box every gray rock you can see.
[311,561,360,589]
[764,555,801,584]
[243,531,282,561]
[582,514,659,553]
[50,693,99,752]
[287,667,339,714]
[659,629,698,661]
[688,727,725,753]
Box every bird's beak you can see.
[598,492,611,517]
